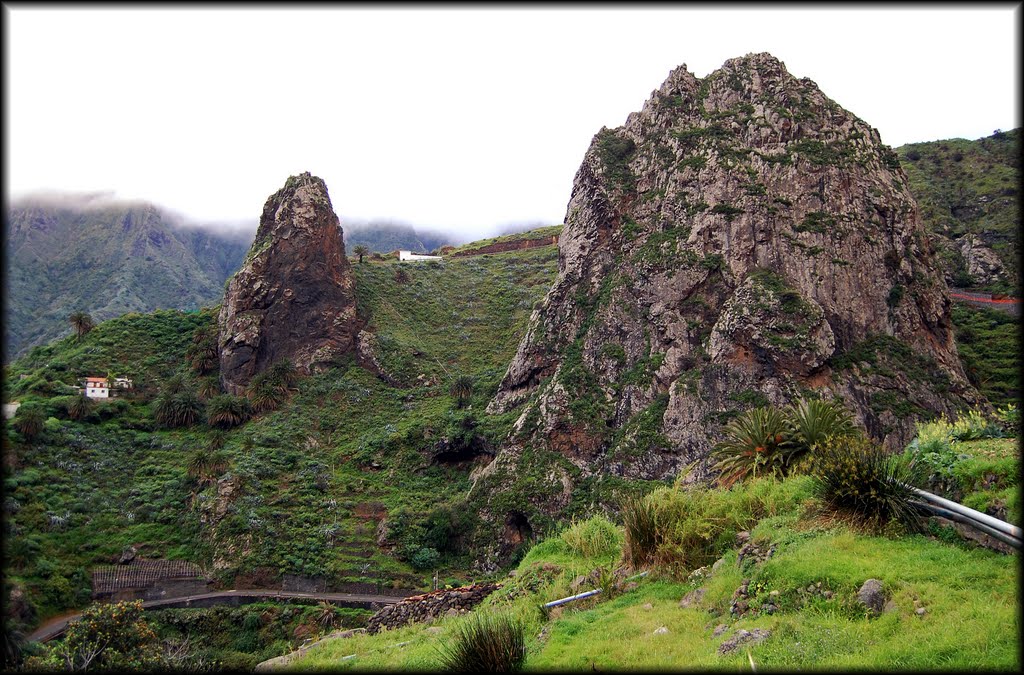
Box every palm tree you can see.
[67,395,94,421]
[68,311,94,340]
[449,375,475,409]
[154,377,204,428]
[186,449,229,484]
[206,395,251,429]
[12,407,45,441]
[353,244,369,264]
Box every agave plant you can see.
[711,406,792,486]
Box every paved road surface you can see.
[949,289,1020,316]
[27,589,407,644]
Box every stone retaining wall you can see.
[366,582,500,634]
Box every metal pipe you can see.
[910,487,1022,539]
[543,588,602,608]
[541,570,649,609]
[913,501,1022,550]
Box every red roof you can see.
[85,377,108,384]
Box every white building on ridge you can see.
[398,250,442,262]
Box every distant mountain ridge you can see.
[343,221,455,254]
[4,196,252,361]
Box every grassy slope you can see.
[897,128,1019,294]
[447,225,563,255]
[3,242,559,627]
[289,458,1019,671]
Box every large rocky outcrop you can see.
[218,173,358,394]
[476,53,981,549]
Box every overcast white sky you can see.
[5,5,1020,241]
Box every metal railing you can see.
[910,486,1021,550]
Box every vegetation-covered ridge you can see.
[897,128,1019,295]
[4,199,251,361]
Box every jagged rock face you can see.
[218,173,358,394]
[487,53,981,487]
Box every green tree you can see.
[353,244,370,264]
[206,394,251,429]
[11,406,45,441]
[153,376,204,428]
[68,311,94,340]
[66,395,94,422]
[24,600,161,671]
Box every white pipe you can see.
[542,570,649,609]
[910,487,1022,539]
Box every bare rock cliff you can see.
[218,173,358,394]
[484,53,980,498]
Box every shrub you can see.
[409,547,440,571]
[24,600,160,671]
[621,496,659,570]
[711,406,792,485]
[949,409,1004,441]
[810,435,923,531]
[559,515,623,560]
[437,613,526,672]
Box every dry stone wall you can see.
[366,582,500,634]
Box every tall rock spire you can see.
[217,172,358,394]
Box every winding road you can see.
[27,589,408,644]
[949,289,1020,315]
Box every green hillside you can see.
[3,228,1019,670]
[897,128,1019,294]
[287,438,1019,671]
[3,199,251,361]
[3,241,559,635]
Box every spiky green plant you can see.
[449,375,475,409]
[153,378,204,428]
[437,613,526,672]
[205,395,251,429]
[66,395,94,421]
[810,435,924,531]
[68,311,94,340]
[11,407,45,441]
[711,406,792,485]
[784,398,857,470]
[186,450,229,483]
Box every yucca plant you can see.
[622,495,659,571]
[809,435,923,531]
[784,398,857,471]
[437,613,526,672]
[711,406,792,486]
